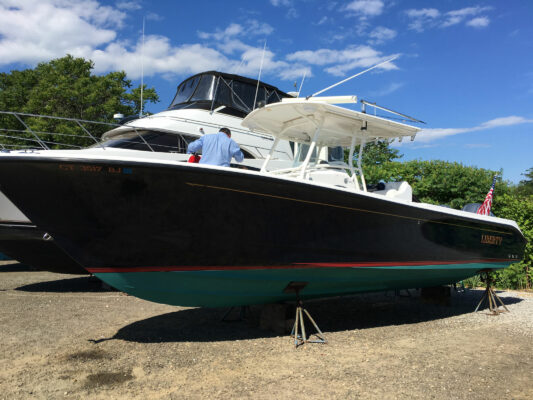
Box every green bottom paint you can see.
[94,262,511,307]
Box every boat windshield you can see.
[292,144,318,167]
[328,146,344,163]
[170,75,215,106]
[93,129,256,158]
[92,130,196,153]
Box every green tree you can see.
[0,69,39,141]
[516,167,533,196]
[344,140,402,167]
[0,55,159,149]
[123,84,159,116]
[0,69,38,111]
[492,193,533,289]
[363,159,504,209]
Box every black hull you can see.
[0,222,87,274]
[0,157,525,272]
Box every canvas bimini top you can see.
[242,97,421,147]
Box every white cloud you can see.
[405,8,440,32]
[0,0,124,65]
[406,8,440,19]
[406,116,533,144]
[286,7,299,19]
[88,34,309,81]
[270,0,291,6]
[269,0,298,18]
[0,1,382,84]
[194,21,308,79]
[406,6,492,31]
[442,6,491,28]
[368,82,404,97]
[479,116,528,128]
[368,26,396,44]
[146,12,163,22]
[198,20,273,43]
[198,23,243,40]
[116,1,141,11]
[466,16,490,28]
[0,2,299,80]
[90,38,230,78]
[248,20,275,36]
[287,45,398,77]
[316,16,329,25]
[344,0,384,19]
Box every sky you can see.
[0,0,532,183]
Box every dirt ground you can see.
[1,260,532,400]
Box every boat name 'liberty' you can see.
[480,234,503,245]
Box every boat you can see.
[0,95,525,307]
[0,71,295,274]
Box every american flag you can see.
[477,176,497,215]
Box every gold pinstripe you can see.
[186,182,513,236]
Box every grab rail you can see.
[0,111,159,152]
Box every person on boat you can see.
[186,127,244,167]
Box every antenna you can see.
[297,70,307,97]
[253,41,267,110]
[139,17,145,118]
[309,55,399,98]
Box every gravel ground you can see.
[1,260,532,399]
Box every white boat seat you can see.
[374,181,413,202]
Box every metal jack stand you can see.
[284,282,327,348]
[474,270,509,315]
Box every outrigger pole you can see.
[253,41,267,110]
[308,55,399,98]
[297,70,307,97]
[140,17,145,118]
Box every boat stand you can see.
[474,271,509,315]
[284,282,327,348]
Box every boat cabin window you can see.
[328,146,344,163]
[293,144,318,167]
[171,76,202,106]
[95,130,196,153]
[190,75,215,102]
[231,80,256,112]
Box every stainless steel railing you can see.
[0,111,157,152]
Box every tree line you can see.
[1,55,531,289]
[0,55,159,149]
